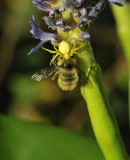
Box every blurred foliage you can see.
[0,115,104,160]
[0,0,130,159]
[111,3,130,132]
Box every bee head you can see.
[62,60,74,70]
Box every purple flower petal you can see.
[80,32,90,41]
[43,16,57,30]
[30,15,45,40]
[74,0,84,8]
[30,15,58,41]
[96,0,105,10]
[32,0,52,11]
[27,40,45,55]
[77,17,88,26]
[88,7,96,18]
[28,15,58,55]
[108,0,125,6]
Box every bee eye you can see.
[66,63,73,70]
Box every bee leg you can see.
[41,47,60,54]
[86,64,94,77]
[86,67,92,77]
[51,72,59,80]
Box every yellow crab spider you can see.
[41,41,85,66]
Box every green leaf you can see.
[0,115,104,160]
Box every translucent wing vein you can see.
[31,67,57,81]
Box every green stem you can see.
[111,2,130,130]
[78,42,128,160]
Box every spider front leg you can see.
[50,54,59,66]
[73,43,86,51]
[70,51,80,56]
[70,42,86,56]
[41,47,59,54]
[53,44,59,52]
[50,53,63,66]
[69,42,78,56]
[71,42,76,51]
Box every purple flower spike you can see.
[28,15,58,55]
[108,0,125,6]
[32,0,52,11]
[28,41,45,56]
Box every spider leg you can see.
[70,51,80,56]
[41,47,59,54]
[50,53,63,66]
[50,54,59,66]
[71,42,76,52]
[53,45,59,52]
[74,43,86,51]
[69,42,77,57]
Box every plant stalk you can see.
[78,42,128,160]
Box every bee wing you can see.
[31,67,57,81]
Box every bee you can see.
[31,56,89,91]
